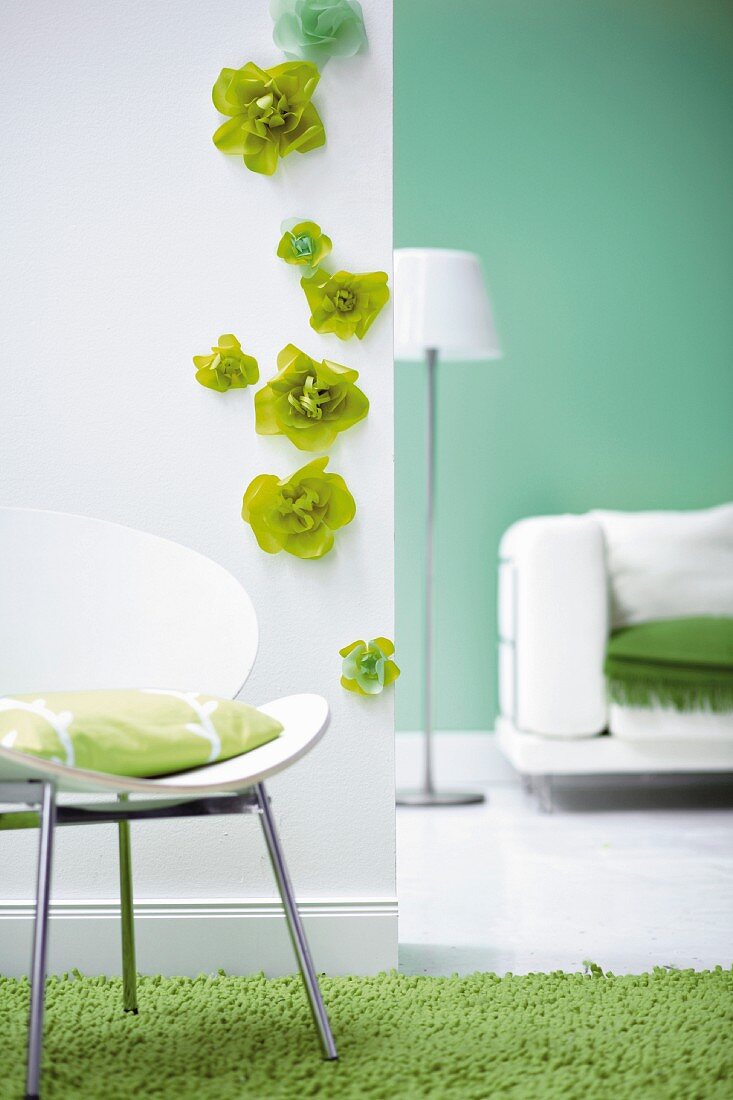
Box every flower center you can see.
[219,356,239,375]
[291,234,314,259]
[288,376,331,420]
[360,653,381,678]
[278,485,321,530]
[334,288,356,312]
[253,91,288,129]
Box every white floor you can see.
[396,737,733,977]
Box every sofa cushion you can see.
[591,503,733,628]
[609,703,733,742]
[604,616,733,714]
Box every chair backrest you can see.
[0,508,258,697]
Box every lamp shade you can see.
[394,248,501,362]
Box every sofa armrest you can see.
[498,515,609,737]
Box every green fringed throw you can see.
[604,616,733,713]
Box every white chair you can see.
[0,507,337,1100]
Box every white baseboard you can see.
[0,896,397,978]
[396,730,518,789]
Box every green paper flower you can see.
[255,343,369,451]
[302,268,390,340]
[212,61,325,176]
[271,0,367,68]
[193,334,259,392]
[242,456,355,559]
[340,638,400,696]
[277,219,332,271]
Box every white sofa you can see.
[496,504,733,782]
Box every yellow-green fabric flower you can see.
[340,638,400,695]
[255,344,369,452]
[277,220,332,270]
[193,334,259,392]
[212,61,325,176]
[242,456,355,559]
[301,268,389,340]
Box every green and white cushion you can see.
[0,690,282,777]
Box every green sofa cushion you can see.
[0,689,282,776]
[604,616,733,713]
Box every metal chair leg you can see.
[255,783,338,1061]
[26,782,56,1100]
[117,796,138,1014]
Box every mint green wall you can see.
[395,0,733,731]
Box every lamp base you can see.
[396,789,486,807]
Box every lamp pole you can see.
[423,347,437,795]
[397,349,486,807]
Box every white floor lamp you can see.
[394,248,501,806]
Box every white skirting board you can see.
[397,728,733,783]
[396,730,517,789]
[0,897,397,978]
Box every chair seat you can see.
[0,694,328,797]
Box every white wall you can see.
[0,0,394,974]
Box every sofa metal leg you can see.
[26,781,56,1100]
[255,782,338,1061]
[536,774,554,814]
[117,796,138,1014]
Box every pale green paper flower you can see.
[301,267,390,340]
[193,334,259,392]
[242,456,355,559]
[271,0,367,68]
[340,638,400,696]
[277,219,332,272]
[255,343,368,451]
[212,61,325,176]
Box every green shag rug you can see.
[1,968,731,1099]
